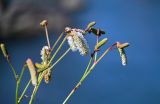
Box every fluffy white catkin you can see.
[67,30,89,56]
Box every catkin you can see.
[72,31,89,55]
[67,30,89,56]
[118,48,127,66]
[87,21,96,29]
[40,46,50,65]
[26,58,37,86]
[95,38,108,50]
[67,36,77,51]
[44,69,51,84]
[0,44,8,58]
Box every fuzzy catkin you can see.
[26,58,37,86]
[67,31,89,56]
[67,36,77,51]
[118,48,127,66]
[40,46,50,64]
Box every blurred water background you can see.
[0,0,160,104]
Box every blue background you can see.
[0,0,160,104]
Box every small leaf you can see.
[95,38,108,50]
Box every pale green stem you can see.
[84,46,113,78]
[96,46,112,64]
[28,48,70,104]
[48,36,67,65]
[37,44,70,74]
[31,48,70,102]
[16,64,27,104]
[82,58,93,79]
[44,25,51,48]
[18,64,27,84]
[18,80,31,103]
[16,82,19,104]
[6,59,17,80]
[50,32,64,52]
[63,45,114,104]
[62,82,80,104]
[29,72,44,104]
[63,58,93,104]
[48,48,70,71]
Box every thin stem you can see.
[51,32,64,52]
[16,82,19,104]
[63,82,81,104]
[96,45,113,64]
[48,48,70,71]
[16,64,27,104]
[18,64,27,84]
[37,47,70,74]
[82,58,93,78]
[84,45,114,78]
[29,48,70,104]
[29,72,44,104]
[63,45,115,104]
[44,25,51,48]
[63,58,93,104]
[18,80,31,103]
[94,36,99,61]
[63,64,96,104]
[29,86,37,104]
[82,63,96,79]
[48,36,67,65]
[6,59,17,80]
